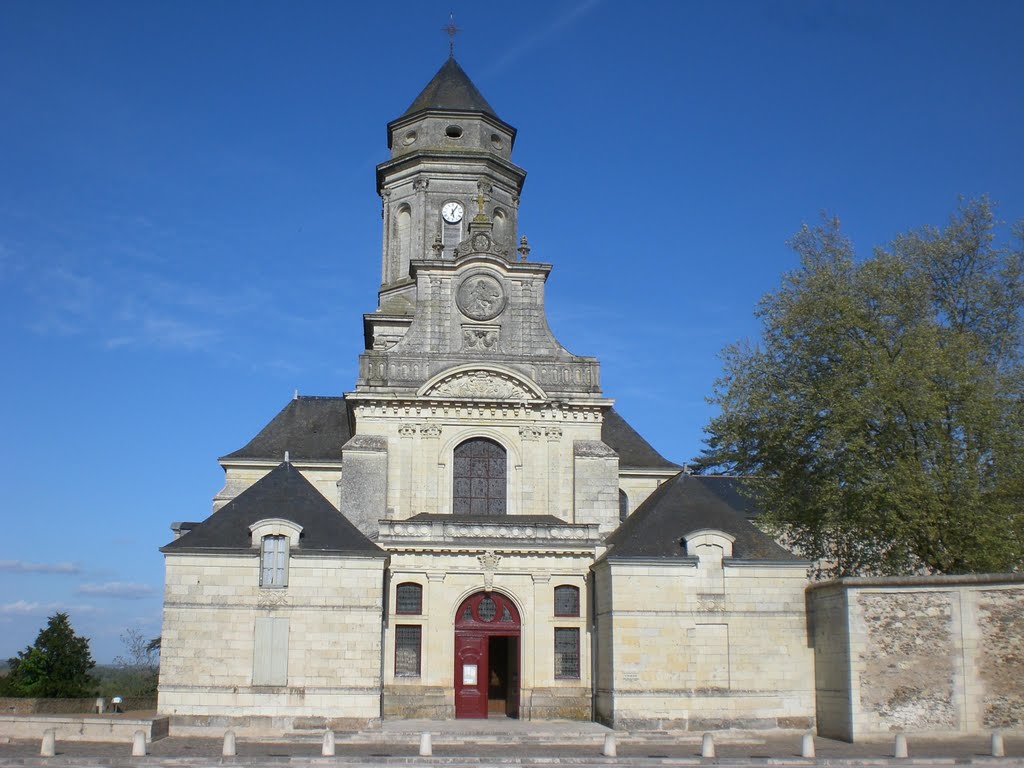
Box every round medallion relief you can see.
[456,273,506,321]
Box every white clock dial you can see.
[442,202,464,223]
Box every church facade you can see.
[157,57,816,733]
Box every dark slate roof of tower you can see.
[162,462,383,556]
[602,408,680,470]
[221,396,351,462]
[402,57,499,119]
[603,473,801,562]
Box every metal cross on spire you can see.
[442,12,460,58]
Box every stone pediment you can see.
[418,365,546,401]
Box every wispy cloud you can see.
[481,0,602,78]
[0,600,65,616]
[0,560,81,574]
[76,582,157,599]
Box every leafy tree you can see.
[696,198,1024,577]
[2,613,96,697]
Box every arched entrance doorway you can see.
[454,591,520,719]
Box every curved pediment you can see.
[418,364,547,401]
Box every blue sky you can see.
[1,0,1022,662]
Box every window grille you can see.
[395,583,423,615]
[395,625,422,677]
[453,438,507,515]
[554,628,580,679]
[554,585,580,617]
[478,596,496,621]
[260,535,288,587]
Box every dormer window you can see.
[249,519,302,589]
[260,535,288,587]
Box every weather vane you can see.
[442,12,460,57]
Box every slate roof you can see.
[402,57,499,119]
[602,408,680,470]
[221,396,351,462]
[162,462,383,556]
[603,473,801,562]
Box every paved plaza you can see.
[0,720,1022,766]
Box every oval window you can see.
[445,125,463,138]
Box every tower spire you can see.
[442,12,460,58]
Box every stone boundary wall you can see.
[808,574,1024,741]
[0,697,156,715]
[0,713,168,742]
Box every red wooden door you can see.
[454,633,488,718]
[454,592,521,719]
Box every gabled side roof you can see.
[402,57,499,119]
[221,396,351,462]
[603,473,800,562]
[601,408,680,470]
[162,462,383,556]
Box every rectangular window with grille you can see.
[554,585,580,617]
[554,627,580,679]
[395,625,422,677]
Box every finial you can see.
[293,388,298,400]
[518,235,531,261]
[284,450,290,464]
[442,12,460,58]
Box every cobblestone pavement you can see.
[0,734,1022,763]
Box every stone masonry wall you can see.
[808,575,1024,741]
[977,589,1024,729]
[857,592,957,731]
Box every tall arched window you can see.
[619,489,629,522]
[394,204,411,277]
[453,438,507,516]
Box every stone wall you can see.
[808,574,1024,741]
[158,551,385,735]
[592,557,815,731]
[0,696,155,715]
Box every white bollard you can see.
[701,732,715,758]
[40,729,56,757]
[222,729,236,757]
[992,731,1005,758]
[322,730,335,757]
[894,732,908,759]
[419,731,433,757]
[603,732,617,757]
[131,730,147,757]
[801,732,815,758]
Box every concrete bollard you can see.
[801,733,815,758]
[40,729,56,757]
[222,730,236,757]
[322,730,335,757]
[701,732,715,758]
[419,731,432,757]
[603,733,617,757]
[131,730,147,756]
[894,732,908,759]
[992,731,1005,758]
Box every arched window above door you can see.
[453,438,507,516]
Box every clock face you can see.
[442,201,464,224]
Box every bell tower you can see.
[374,57,526,313]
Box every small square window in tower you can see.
[453,438,506,515]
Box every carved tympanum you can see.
[427,370,532,400]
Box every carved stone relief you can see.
[456,274,506,321]
[427,370,533,400]
[463,325,499,350]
